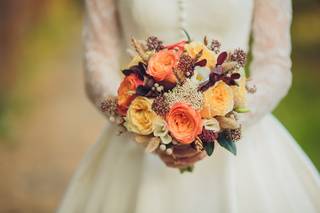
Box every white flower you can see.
[153,118,172,144]
[203,118,220,132]
[191,66,211,83]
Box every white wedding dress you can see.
[58,0,320,212]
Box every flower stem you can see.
[179,165,194,173]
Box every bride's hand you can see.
[156,145,207,169]
[133,135,206,168]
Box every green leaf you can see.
[203,141,215,156]
[179,165,194,173]
[218,133,237,155]
[181,29,192,43]
[234,107,250,113]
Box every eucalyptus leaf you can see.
[218,133,237,155]
[203,142,214,156]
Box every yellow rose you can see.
[200,81,234,118]
[185,42,217,68]
[127,51,154,68]
[125,97,157,135]
[231,69,247,108]
[127,55,142,68]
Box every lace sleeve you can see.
[241,0,293,126]
[83,0,122,110]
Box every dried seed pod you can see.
[194,49,203,62]
[117,126,127,135]
[230,49,247,67]
[173,67,186,84]
[145,137,161,153]
[192,138,204,152]
[100,96,118,117]
[216,116,240,129]
[203,36,208,46]
[131,37,149,62]
[146,36,164,51]
[226,128,242,142]
[177,54,194,78]
[152,96,170,116]
[246,84,257,93]
[134,135,151,144]
[230,128,242,141]
[222,61,238,73]
[198,129,218,144]
[210,39,221,53]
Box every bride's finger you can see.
[173,145,199,158]
[158,153,176,167]
[160,151,206,168]
[175,151,207,166]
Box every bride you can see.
[58,0,320,212]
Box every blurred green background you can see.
[0,0,319,212]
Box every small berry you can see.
[109,116,115,122]
[160,144,166,151]
[166,148,173,155]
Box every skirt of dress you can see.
[58,114,320,213]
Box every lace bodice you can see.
[83,0,292,126]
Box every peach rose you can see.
[117,74,143,115]
[147,49,179,83]
[200,81,234,118]
[166,103,203,144]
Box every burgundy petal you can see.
[122,63,147,80]
[136,85,150,96]
[209,72,220,82]
[231,73,241,79]
[216,51,228,66]
[122,68,133,76]
[198,80,212,92]
[213,65,223,74]
[194,59,207,67]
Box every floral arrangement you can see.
[100,33,254,172]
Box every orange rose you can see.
[166,103,203,144]
[117,74,143,115]
[147,49,179,83]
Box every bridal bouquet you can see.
[100,33,252,171]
